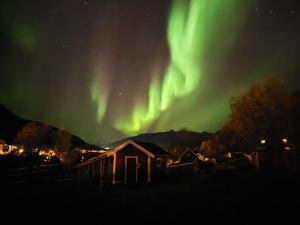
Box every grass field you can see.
[1,169,299,223]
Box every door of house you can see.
[125,157,138,184]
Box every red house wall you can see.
[115,144,148,184]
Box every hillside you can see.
[109,130,211,150]
[0,105,98,150]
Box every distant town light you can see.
[282,138,288,144]
[227,152,232,159]
[167,159,173,166]
[39,151,45,156]
[260,139,266,145]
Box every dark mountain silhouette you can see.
[0,105,26,142]
[0,105,211,152]
[109,130,211,150]
[0,105,98,150]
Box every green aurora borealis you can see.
[114,0,251,135]
[1,0,300,144]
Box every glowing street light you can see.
[282,138,288,144]
[260,139,266,145]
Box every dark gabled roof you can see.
[134,141,170,156]
[179,148,200,159]
[75,140,169,168]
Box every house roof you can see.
[179,148,201,161]
[134,141,170,156]
[75,140,169,168]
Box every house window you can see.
[157,158,162,167]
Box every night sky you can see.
[1,0,300,144]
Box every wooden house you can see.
[167,149,204,175]
[75,140,170,185]
[221,152,252,170]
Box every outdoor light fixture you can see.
[260,139,266,145]
[227,152,232,158]
[282,138,288,144]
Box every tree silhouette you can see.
[225,76,292,151]
[13,122,58,151]
[54,129,71,152]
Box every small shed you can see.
[167,149,204,175]
[222,152,253,170]
[75,140,170,185]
